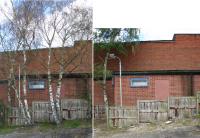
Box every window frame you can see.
[130,78,149,88]
[28,80,46,90]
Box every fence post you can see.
[197,93,199,115]
[137,100,139,124]
[32,102,34,123]
[168,97,170,119]
[106,105,109,127]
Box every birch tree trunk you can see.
[9,65,27,124]
[55,65,64,121]
[103,53,109,127]
[7,79,11,106]
[47,47,60,124]
[22,49,32,124]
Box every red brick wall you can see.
[113,75,192,106]
[4,78,90,107]
[0,83,8,105]
[95,34,200,72]
[193,75,200,95]
[94,80,114,106]
[94,34,200,107]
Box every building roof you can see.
[95,34,200,72]
[0,40,92,80]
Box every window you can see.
[130,78,148,87]
[28,80,45,90]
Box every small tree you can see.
[94,28,140,126]
[0,0,44,125]
[38,1,92,124]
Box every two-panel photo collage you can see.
[0,0,200,138]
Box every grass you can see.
[35,119,91,132]
[62,119,91,128]
[0,126,19,134]
[0,119,92,134]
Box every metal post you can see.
[109,54,123,107]
[118,58,122,107]
[19,64,20,108]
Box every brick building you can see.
[0,41,92,107]
[94,34,200,106]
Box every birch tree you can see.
[39,2,92,124]
[0,21,30,124]
[0,0,43,124]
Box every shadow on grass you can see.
[0,119,92,134]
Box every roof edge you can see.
[113,70,200,75]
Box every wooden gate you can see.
[61,99,90,120]
[32,101,53,122]
[93,105,105,119]
[108,106,137,128]
[138,100,168,123]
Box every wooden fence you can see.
[8,99,90,126]
[8,107,27,126]
[168,96,197,119]
[61,99,90,120]
[138,100,168,123]
[108,106,137,127]
[108,95,200,127]
[93,105,105,119]
[32,101,53,122]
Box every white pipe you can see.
[117,57,122,107]
[19,64,20,108]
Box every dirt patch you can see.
[94,118,200,138]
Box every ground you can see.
[0,120,92,138]
[94,118,200,138]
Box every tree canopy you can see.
[94,28,140,54]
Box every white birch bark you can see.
[22,49,31,124]
[103,53,109,127]
[7,79,11,105]
[55,65,64,120]
[9,65,27,124]
[47,47,60,124]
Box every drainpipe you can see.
[19,64,20,108]
[190,75,193,96]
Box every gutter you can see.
[113,70,200,76]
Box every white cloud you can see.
[94,0,200,40]
[0,0,12,23]
[72,0,92,8]
[140,28,200,41]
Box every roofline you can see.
[95,34,200,44]
[113,70,200,76]
[0,40,92,53]
[0,73,91,82]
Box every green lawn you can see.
[0,119,92,134]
